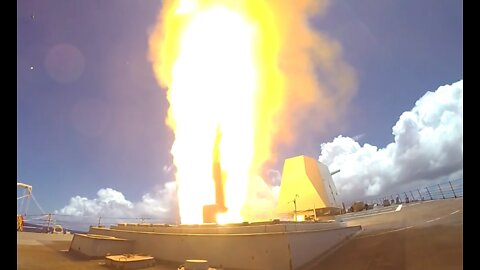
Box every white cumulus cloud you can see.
[55,182,178,229]
[319,80,463,203]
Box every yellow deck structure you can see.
[277,155,342,220]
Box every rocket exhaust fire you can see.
[149,0,356,224]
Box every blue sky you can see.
[17,0,462,223]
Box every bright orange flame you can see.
[149,0,356,224]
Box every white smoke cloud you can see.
[242,176,280,221]
[319,80,463,202]
[55,182,178,229]
[135,181,178,218]
[266,169,282,186]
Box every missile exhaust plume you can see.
[149,0,356,224]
